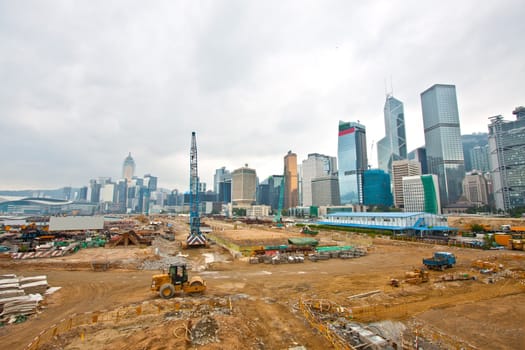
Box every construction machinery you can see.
[423,251,456,270]
[404,268,429,284]
[151,263,206,299]
[186,131,206,247]
[300,225,319,235]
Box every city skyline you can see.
[1,1,523,191]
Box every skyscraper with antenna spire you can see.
[377,94,407,175]
[122,152,135,182]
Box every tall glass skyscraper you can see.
[377,95,407,174]
[337,121,367,204]
[213,167,230,194]
[363,169,393,207]
[488,107,525,212]
[421,84,465,206]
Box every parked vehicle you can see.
[423,251,456,270]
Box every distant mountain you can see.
[0,188,80,200]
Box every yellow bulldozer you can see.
[151,263,206,299]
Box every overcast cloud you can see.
[1,0,524,191]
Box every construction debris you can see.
[250,253,305,264]
[404,269,429,284]
[309,246,367,262]
[141,255,189,271]
[437,273,476,282]
[347,290,382,300]
[109,230,153,247]
[300,298,400,349]
[0,274,50,323]
[190,315,220,345]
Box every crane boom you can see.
[187,131,206,247]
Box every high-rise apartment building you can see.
[363,169,393,207]
[377,95,407,174]
[122,152,135,182]
[301,153,337,207]
[488,107,525,211]
[462,172,489,206]
[231,165,257,208]
[391,160,421,208]
[338,121,368,205]
[403,174,441,214]
[284,151,298,209]
[421,84,465,206]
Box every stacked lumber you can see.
[0,295,43,319]
[0,277,22,301]
[20,276,48,294]
[0,274,49,322]
[0,290,24,298]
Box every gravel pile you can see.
[191,315,219,345]
[140,255,189,270]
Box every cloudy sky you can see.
[1,1,524,191]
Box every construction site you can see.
[0,214,523,350]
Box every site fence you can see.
[298,299,355,350]
[25,298,231,350]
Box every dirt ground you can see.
[1,220,525,350]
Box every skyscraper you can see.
[263,175,283,211]
[284,151,298,209]
[377,95,407,174]
[338,121,368,205]
[408,147,428,174]
[231,165,257,208]
[488,107,525,212]
[301,153,337,207]
[421,84,465,206]
[122,152,136,182]
[363,169,393,207]
[213,167,230,194]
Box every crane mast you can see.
[187,131,206,247]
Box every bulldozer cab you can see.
[169,264,188,285]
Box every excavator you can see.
[151,263,206,299]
